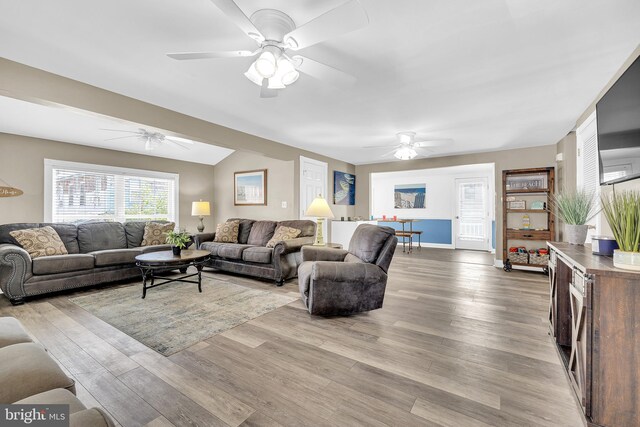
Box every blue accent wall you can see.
[388,219,452,245]
[492,220,496,250]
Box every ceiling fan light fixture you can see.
[144,137,160,151]
[254,48,278,78]
[397,132,415,144]
[244,62,264,86]
[277,57,299,86]
[394,146,417,160]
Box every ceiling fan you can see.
[364,132,453,160]
[101,128,195,151]
[166,0,369,98]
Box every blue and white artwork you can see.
[333,171,355,205]
[394,184,426,209]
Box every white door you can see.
[455,177,489,251]
[300,156,328,237]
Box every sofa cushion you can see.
[277,220,316,237]
[15,388,86,413]
[214,220,240,243]
[216,244,255,260]
[71,408,115,427]
[247,220,277,246]
[140,244,172,254]
[0,223,40,246]
[200,241,224,256]
[242,246,273,264]
[32,254,95,275]
[47,224,80,254]
[124,221,154,248]
[266,226,301,248]
[0,317,33,349]
[227,218,255,244]
[0,342,75,403]
[90,248,143,267]
[78,222,127,253]
[10,226,69,259]
[348,224,396,263]
[140,222,174,246]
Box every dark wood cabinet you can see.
[548,242,640,426]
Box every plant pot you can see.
[565,224,589,245]
[171,246,182,256]
[613,250,640,271]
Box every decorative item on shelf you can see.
[591,236,618,256]
[0,178,23,198]
[305,194,334,246]
[601,190,640,270]
[191,200,211,233]
[530,201,546,210]
[551,189,599,245]
[234,169,267,206]
[166,230,191,256]
[509,200,526,209]
[505,196,516,202]
[522,214,530,229]
[508,247,528,264]
[529,248,549,265]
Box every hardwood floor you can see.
[0,249,583,427]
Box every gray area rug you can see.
[69,276,297,356]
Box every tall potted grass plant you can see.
[551,190,599,245]
[601,190,640,270]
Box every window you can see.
[45,159,179,225]
[576,110,601,238]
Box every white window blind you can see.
[45,160,178,224]
[576,111,601,237]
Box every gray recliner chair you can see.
[298,224,397,316]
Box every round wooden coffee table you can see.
[135,250,210,299]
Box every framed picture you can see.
[394,184,426,209]
[509,200,526,209]
[333,171,355,205]
[234,169,267,206]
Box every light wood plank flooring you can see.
[0,249,583,426]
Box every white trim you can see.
[44,158,180,226]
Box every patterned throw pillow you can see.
[9,226,68,259]
[140,222,175,246]
[266,226,301,248]
[214,220,240,243]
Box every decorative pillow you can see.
[9,226,68,259]
[214,220,240,243]
[140,222,175,246]
[266,226,301,248]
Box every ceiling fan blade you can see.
[165,136,194,145]
[168,140,191,150]
[100,128,140,134]
[380,148,398,158]
[167,50,257,60]
[413,139,454,148]
[294,55,356,87]
[363,144,400,149]
[284,0,369,50]
[209,0,264,43]
[260,81,279,98]
[104,135,136,141]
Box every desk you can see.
[376,219,421,253]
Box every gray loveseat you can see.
[196,218,316,285]
[0,221,173,304]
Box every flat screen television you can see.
[597,55,640,185]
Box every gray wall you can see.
[0,133,216,232]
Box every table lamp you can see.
[305,194,334,246]
[191,200,211,232]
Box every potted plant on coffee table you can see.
[601,190,640,270]
[552,189,599,245]
[166,230,191,256]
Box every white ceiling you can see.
[0,96,234,166]
[0,0,639,165]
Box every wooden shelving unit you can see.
[502,167,555,272]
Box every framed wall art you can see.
[234,169,267,206]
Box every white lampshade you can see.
[244,62,263,86]
[255,51,277,78]
[394,146,417,160]
[191,200,211,216]
[305,195,334,218]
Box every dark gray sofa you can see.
[298,224,397,315]
[196,218,316,285]
[0,221,172,304]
